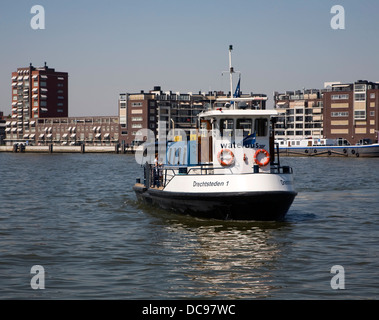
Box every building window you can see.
[131,124,142,129]
[370,93,375,99]
[370,111,375,117]
[120,102,126,108]
[254,118,268,137]
[354,110,366,120]
[40,81,47,87]
[332,112,349,117]
[132,117,143,121]
[354,93,366,101]
[332,94,349,100]
[132,102,143,107]
[57,83,64,87]
[354,84,366,92]
[220,119,234,137]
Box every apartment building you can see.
[119,90,157,147]
[8,63,68,141]
[119,86,267,146]
[274,81,379,144]
[323,80,379,144]
[0,111,5,144]
[273,89,324,140]
[4,115,119,146]
[4,64,121,146]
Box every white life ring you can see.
[217,149,235,167]
[254,149,270,167]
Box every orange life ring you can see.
[217,149,235,167]
[254,149,270,167]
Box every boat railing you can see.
[143,158,293,189]
[269,142,293,174]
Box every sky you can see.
[0,0,379,116]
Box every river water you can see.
[0,153,378,299]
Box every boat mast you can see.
[222,45,240,110]
[228,45,234,101]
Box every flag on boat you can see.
[243,132,256,147]
[233,75,241,98]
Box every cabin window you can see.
[220,119,234,138]
[236,119,252,137]
[254,118,268,136]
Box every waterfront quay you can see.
[0,144,136,154]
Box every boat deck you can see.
[134,183,164,190]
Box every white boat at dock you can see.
[276,137,379,157]
[133,46,297,221]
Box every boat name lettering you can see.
[280,179,293,185]
[220,142,265,149]
[193,181,229,187]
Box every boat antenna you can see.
[222,45,240,109]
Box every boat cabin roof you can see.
[200,97,277,119]
[200,109,278,119]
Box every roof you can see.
[200,109,278,118]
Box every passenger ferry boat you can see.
[276,138,379,157]
[133,46,297,220]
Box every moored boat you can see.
[276,138,379,157]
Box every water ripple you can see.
[0,154,378,299]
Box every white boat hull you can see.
[134,171,297,221]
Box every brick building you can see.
[274,80,379,144]
[273,89,324,140]
[323,80,379,144]
[0,111,6,145]
[7,63,68,143]
[119,86,267,146]
[5,64,120,146]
